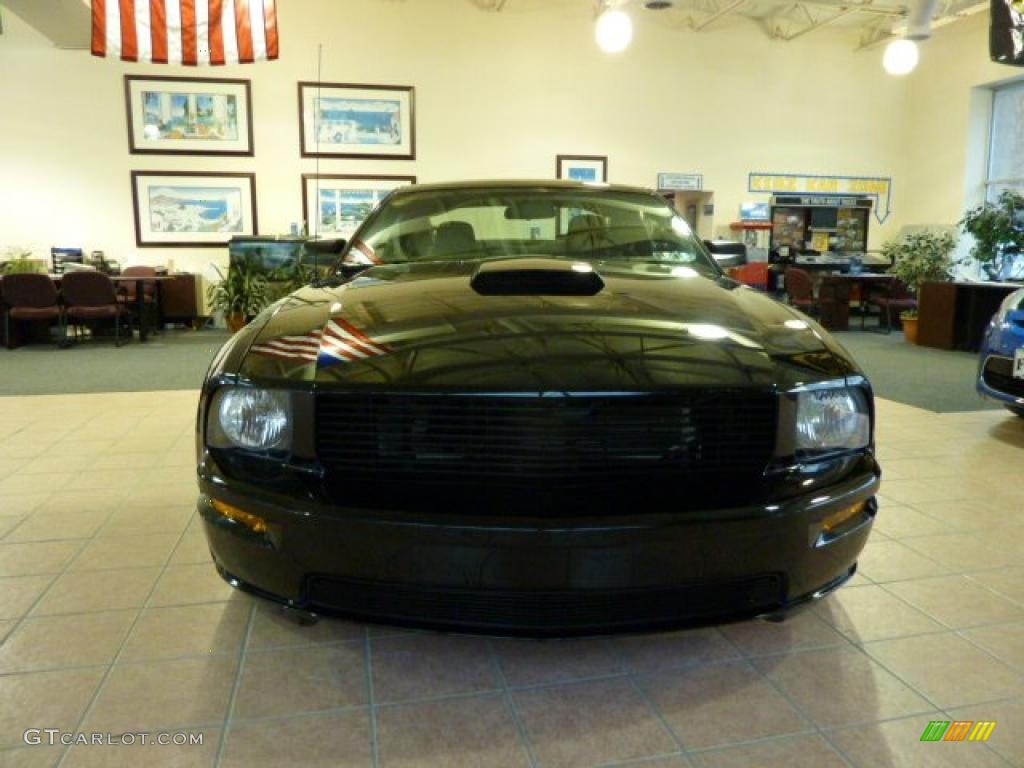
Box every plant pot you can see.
[901,316,919,344]
[226,313,247,333]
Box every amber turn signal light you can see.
[820,501,867,534]
[212,499,268,534]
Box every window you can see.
[987,81,1024,202]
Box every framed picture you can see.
[131,171,258,248]
[557,155,608,183]
[124,75,253,156]
[298,82,416,159]
[302,174,416,240]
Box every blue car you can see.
[978,288,1024,418]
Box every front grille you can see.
[983,356,1024,398]
[305,573,786,633]
[315,391,777,512]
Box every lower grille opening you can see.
[305,574,787,633]
[983,356,1024,398]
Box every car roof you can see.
[390,179,660,197]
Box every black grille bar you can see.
[314,391,777,510]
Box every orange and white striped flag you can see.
[91,0,279,65]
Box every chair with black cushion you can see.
[432,221,479,259]
[783,267,822,316]
[866,278,917,334]
[61,271,133,346]
[2,273,65,349]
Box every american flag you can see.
[249,318,391,366]
[91,0,279,65]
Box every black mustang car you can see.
[197,180,879,635]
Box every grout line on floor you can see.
[487,638,540,768]
[211,598,257,768]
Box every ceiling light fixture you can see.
[595,7,633,53]
[882,38,919,76]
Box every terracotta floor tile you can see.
[371,634,499,704]
[247,603,364,650]
[120,601,251,662]
[222,712,370,767]
[865,632,1024,708]
[377,695,527,768]
[147,563,239,607]
[31,567,160,616]
[84,656,238,733]
[884,575,1024,629]
[855,539,948,583]
[690,734,848,768]
[720,610,848,657]
[513,677,677,768]
[69,533,178,571]
[814,584,945,643]
[233,643,367,719]
[0,610,137,673]
[0,575,54,619]
[640,660,809,750]
[0,668,106,749]
[0,540,84,577]
[614,628,740,674]
[491,637,622,687]
[753,646,933,728]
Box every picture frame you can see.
[124,75,254,156]
[131,171,258,248]
[302,174,417,240]
[556,155,608,183]
[298,82,416,160]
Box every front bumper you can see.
[978,354,1024,408]
[197,460,879,635]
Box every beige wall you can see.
[899,12,1023,230]
[1,0,916,274]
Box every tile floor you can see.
[0,391,1022,767]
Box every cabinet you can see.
[159,273,209,328]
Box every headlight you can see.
[795,386,870,453]
[208,387,292,451]
[996,289,1024,324]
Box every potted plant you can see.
[960,190,1024,281]
[207,260,270,332]
[882,229,957,344]
[1,248,40,275]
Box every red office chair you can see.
[61,271,133,346]
[2,273,65,349]
[783,268,822,315]
[866,279,917,334]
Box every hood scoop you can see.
[470,258,605,296]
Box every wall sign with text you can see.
[658,173,703,192]
[748,172,893,223]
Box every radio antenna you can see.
[313,43,323,279]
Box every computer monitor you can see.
[51,247,84,275]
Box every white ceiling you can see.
[1,0,987,51]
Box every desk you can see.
[817,274,896,331]
[918,280,1022,352]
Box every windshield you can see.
[342,186,720,277]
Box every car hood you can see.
[234,258,860,391]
